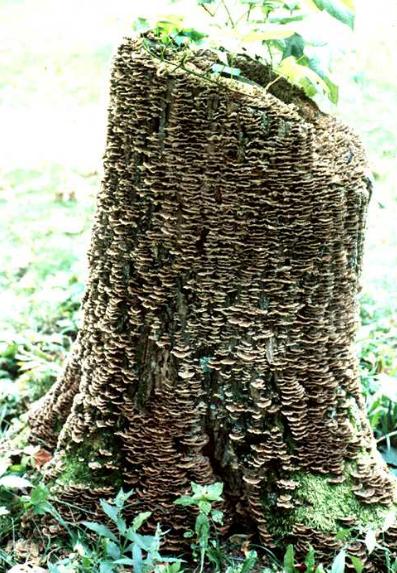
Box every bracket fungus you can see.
[29,36,397,566]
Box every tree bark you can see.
[30,36,397,565]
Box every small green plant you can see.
[50,488,183,573]
[280,544,349,573]
[175,482,226,572]
[133,0,356,106]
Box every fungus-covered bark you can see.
[30,37,397,566]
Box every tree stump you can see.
[30,36,397,565]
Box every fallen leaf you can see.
[33,449,52,468]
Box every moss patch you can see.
[267,470,395,538]
[56,432,122,488]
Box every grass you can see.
[0,0,397,571]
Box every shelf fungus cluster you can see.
[29,37,397,565]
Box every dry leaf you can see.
[33,449,52,468]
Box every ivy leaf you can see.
[312,0,355,29]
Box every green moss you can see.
[58,455,96,485]
[266,470,395,539]
[56,432,122,488]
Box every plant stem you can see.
[201,4,215,18]
[220,0,236,28]
[264,74,283,93]
[377,430,397,444]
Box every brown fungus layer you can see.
[29,37,397,562]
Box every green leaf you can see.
[282,34,305,59]
[283,544,295,573]
[127,532,158,552]
[198,500,212,515]
[174,495,194,506]
[335,528,350,541]
[364,529,377,554]
[100,500,119,525]
[211,509,224,524]
[240,550,258,573]
[132,511,152,532]
[304,546,316,572]
[0,475,32,489]
[305,57,339,104]
[242,26,296,41]
[330,549,346,573]
[82,521,117,542]
[114,488,134,509]
[312,0,355,29]
[174,29,208,46]
[99,562,115,573]
[132,17,150,33]
[205,482,224,501]
[211,64,241,78]
[105,540,121,560]
[197,0,215,4]
[269,14,305,24]
[195,513,210,543]
[349,555,364,573]
[114,558,135,566]
[132,543,143,573]
[29,483,50,506]
[380,446,397,467]
[277,55,330,100]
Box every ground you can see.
[0,0,397,571]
